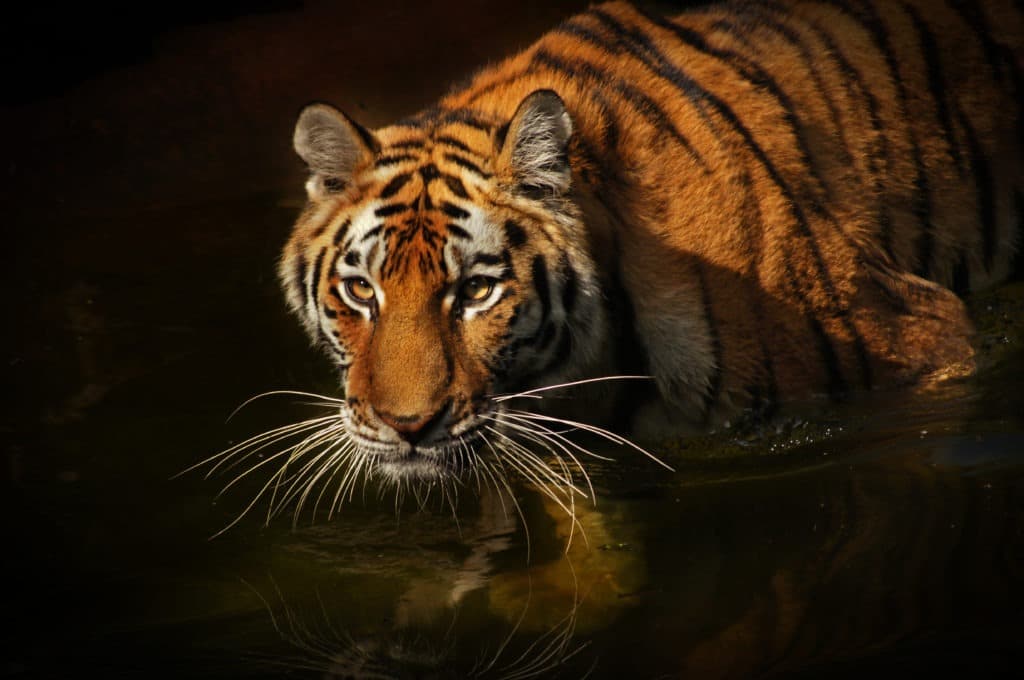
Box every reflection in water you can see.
[246,568,590,679]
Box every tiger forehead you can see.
[374,128,494,182]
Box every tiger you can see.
[279,0,1022,483]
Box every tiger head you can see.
[280,91,606,481]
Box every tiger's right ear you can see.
[293,103,380,199]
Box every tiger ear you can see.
[293,103,380,199]
[497,89,573,197]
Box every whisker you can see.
[490,375,652,402]
[486,427,583,532]
[507,408,674,471]
[226,389,344,422]
[173,414,339,480]
[486,413,597,499]
[477,439,532,563]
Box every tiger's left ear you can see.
[497,89,573,197]
[293,103,380,199]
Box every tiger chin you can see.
[279,0,1022,483]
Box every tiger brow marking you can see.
[379,173,413,199]
[388,139,426,149]
[443,174,470,198]
[443,153,492,178]
[331,218,352,246]
[360,225,383,243]
[440,201,470,219]
[375,154,418,167]
[374,203,409,218]
[434,134,479,156]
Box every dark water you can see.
[4,2,1024,678]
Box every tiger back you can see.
[281,0,1022,464]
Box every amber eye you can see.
[460,276,495,304]
[344,277,376,303]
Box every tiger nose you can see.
[376,403,450,445]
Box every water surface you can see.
[4,2,1023,678]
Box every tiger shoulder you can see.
[281,0,1023,445]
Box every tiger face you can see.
[280,91,605,481]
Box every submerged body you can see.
[280,0,1022,480]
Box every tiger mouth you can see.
[352,426,488,480]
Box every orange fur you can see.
[282,0,1022,446]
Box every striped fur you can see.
[281,0,1022,468]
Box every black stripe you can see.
[494,121,510,152]
[419,163,439,183]
[443,174,469,198]
[532,255,552,325]
[447,223,472,240]
[437,108,493,131]
[472,252,506,267]
[344,251,360,267]
[904,4,964,174]
[615,6,831,211]
[380,172,412,198]
[389,139,425,149]
[504,220,527,248]
[310,247,327,311]
[331,218,351,246]
[737,5,851,165]
[374,203,408,218]
[434,134,476,155]
[532,46,706,169]
[951,250,970,295]
[959,107,997,273]
[322,304,338,319]
[595,6,870,387]
[360,225,383,242]
[785,10,894,258]
[375,154,416,167]
[349,117,380,155]
[444,153,491,178]
[820,0,932,266]
[560,255,579,316]
[440,201,470,219]
[808,315,847,398]
[948,0,1008,84]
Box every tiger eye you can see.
[460,276,494,303]
[345,277,376,302]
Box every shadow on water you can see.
[3,1,1024,678]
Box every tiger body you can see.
[281,0,1022,478]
